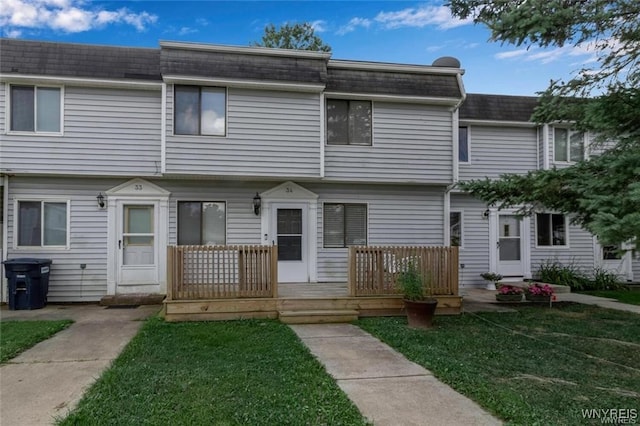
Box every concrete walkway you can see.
[290,323,501,426]
[0,304,160,425]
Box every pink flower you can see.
[526,283,555,296]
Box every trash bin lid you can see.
[2,258,53,265]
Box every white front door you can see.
[273,203,308,283]
[496,214,525,277]
[117,201,159,287]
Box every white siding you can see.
[0,86,162,176]
[538,125,545,169]
[530,220,596,277]
[459,125,538,181]
[165,86,321,178]
[307,183,446,282]
[6,177,123,302]
[632,254,640,282]
[451,194,490,288]
[324,103,453,184]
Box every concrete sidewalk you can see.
[1,304,160,425]
[290,323,501,426]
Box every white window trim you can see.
[534,212,570,249]
[458,125,471,164]
[6,84,64,136]
[176,200,228,245]
[321,201,369,249]
[13,198,71,250]
[173,85,228,138]
[325,98,375,147]
[552,126,586,164]
[450,210,464,249]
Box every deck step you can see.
[278,309,359,324]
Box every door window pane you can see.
[499,216,520,237]
[277,209,302,235]
[278,236,302,261]
[43,202,67,246]
[36,87,61,132]
[18,201,41,246]
[11,86,35,132]
[554,128,568,161]
[499,239,521,261]
[126,206,153,234]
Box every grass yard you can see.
[580,290,640,305]
[59,318,366,426]
[0,320,73,363]
[358,303,640,425]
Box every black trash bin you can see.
[2,258,52,310]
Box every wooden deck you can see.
[164,281,462,322]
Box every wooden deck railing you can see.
[167,245,278,300]
[348,246,459,297]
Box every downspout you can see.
[319,92,325,178]
[2,175,9,303]
[160,82,167,174]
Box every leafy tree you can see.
[253,23,331,52]
[447,0,640,245]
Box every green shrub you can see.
[537,260,589,290]
[590,267,625,290]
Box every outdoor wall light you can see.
[482,209,490,219]
[253,193,261,216]
[97,193,105,208]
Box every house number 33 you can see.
[134,184,143,191]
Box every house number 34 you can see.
[285,187,293,193]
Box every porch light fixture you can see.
[482,209,490,219]
[97,193,105,208]
[253,193,261,216]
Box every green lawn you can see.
[0,320,73,363]
[358,304,640,425]
[59,318,366,426]
[580,290,640,305]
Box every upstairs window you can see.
[458,126,469,162]
[326,99,372,145]
[17,201,68,247]
[177,201,226,245]
[323,203,367,248]
[174,86,226,136]
[10,85,61,133]
[536,213,567,247]
[554,128,584,162]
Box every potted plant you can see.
[397,261,438,329]
[480,272,503,290]
[495,284,524,302]
[525,283,556,303]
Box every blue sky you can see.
[2,1,596,95]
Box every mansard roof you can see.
[460,93,539,122]
[0,38,161,80]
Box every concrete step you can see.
[279,309,359,324]
[100,293,165,306]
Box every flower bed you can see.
[495,284,524,302]
[525,283,556,303]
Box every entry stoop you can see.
[279,309,359,324]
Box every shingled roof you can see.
[0,38,161,80]
[460,93,539,122]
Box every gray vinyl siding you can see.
[530,219,596,277]
[633,255,640,282]
[0,86,162,176]
[451,194,490,288]
[538,126,545,169]
[5,177,123,302]
[307,183,446,282]
[459,125,538,181]
[0,83,5,135]
[165,86,321,178]
[324,103,453,184]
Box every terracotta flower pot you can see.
[495,293,523,302]
[404,299,438,329]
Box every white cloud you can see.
[310,19,327,33]
[178,26,197,36]
[374,5,472,30]
[0,0,157,34]
[5,29,23,38]
[495,41,608,66]
[337,17,371,35]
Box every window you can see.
[450,211,462,247]
[458,126,469,162]
[17,201,68,247]
[536,213,567,246]
[174,86,226,136]
[554,128,584,162]
[323,203,367,248]
[10,85,61,133]
[326,99,372,145]
[177,201,226,245]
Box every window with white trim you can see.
[326,99,372,145]
[174,86,226,136]
[323,203,367,248]
[536,213,567,246]
[458,126,469,162]
[554,127,584,162]
[450,211,462,247]
[10,85,61,133]
[177,201,226,245]
[17,201,68,247]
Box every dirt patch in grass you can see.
[511,374,577,386]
